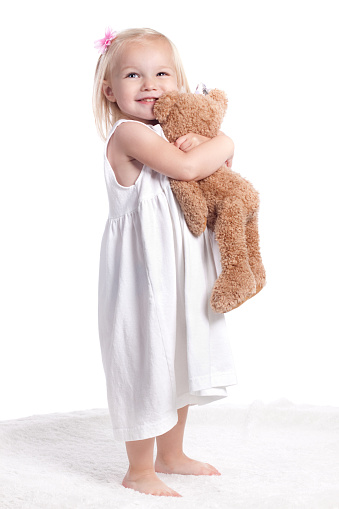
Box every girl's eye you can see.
[126,72,139,78]
[157,72,168,76]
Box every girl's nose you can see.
[141,77,156,91]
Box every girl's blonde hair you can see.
[93,28,190,140]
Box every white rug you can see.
[1,399,339,509]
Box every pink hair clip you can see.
[94,27,117,54]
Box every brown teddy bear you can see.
[153,88,266,313]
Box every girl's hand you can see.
[175,131,234,168]
[174,133,210,152]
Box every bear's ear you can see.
[208,89,228,113]
[153,91,180,122]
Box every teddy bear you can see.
[153,88,266,313]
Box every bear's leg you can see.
[246,211,266,295]
[170,180,208,236]
[211,198,256,313]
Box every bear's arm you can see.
[170,179,208,236]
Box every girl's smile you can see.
[103,40,179,124]
[137,98,158,103]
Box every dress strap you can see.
[105,119,149,152]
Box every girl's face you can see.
[103,40,179,124]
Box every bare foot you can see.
[122,468,182,497]
[155,453,221,476]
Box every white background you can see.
[0,0,338,420]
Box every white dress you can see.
[98,119,237,441]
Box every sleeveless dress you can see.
[98,119,237,441]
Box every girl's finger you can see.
[174,135,187,148]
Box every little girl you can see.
[93,27,237,498]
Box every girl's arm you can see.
[112,122,234,182]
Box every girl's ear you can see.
[102,80,116,103]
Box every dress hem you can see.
[176,392,227,410]
[109,372,238,442]
[110,412,178,442]
[189,371,238,392]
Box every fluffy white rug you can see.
[1,399,339,509]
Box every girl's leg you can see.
[122,436,181,497]
[155,405,221,476]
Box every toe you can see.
[206,463,221,475]
[165,488,182,497]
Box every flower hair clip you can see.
[94,27,117,54]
